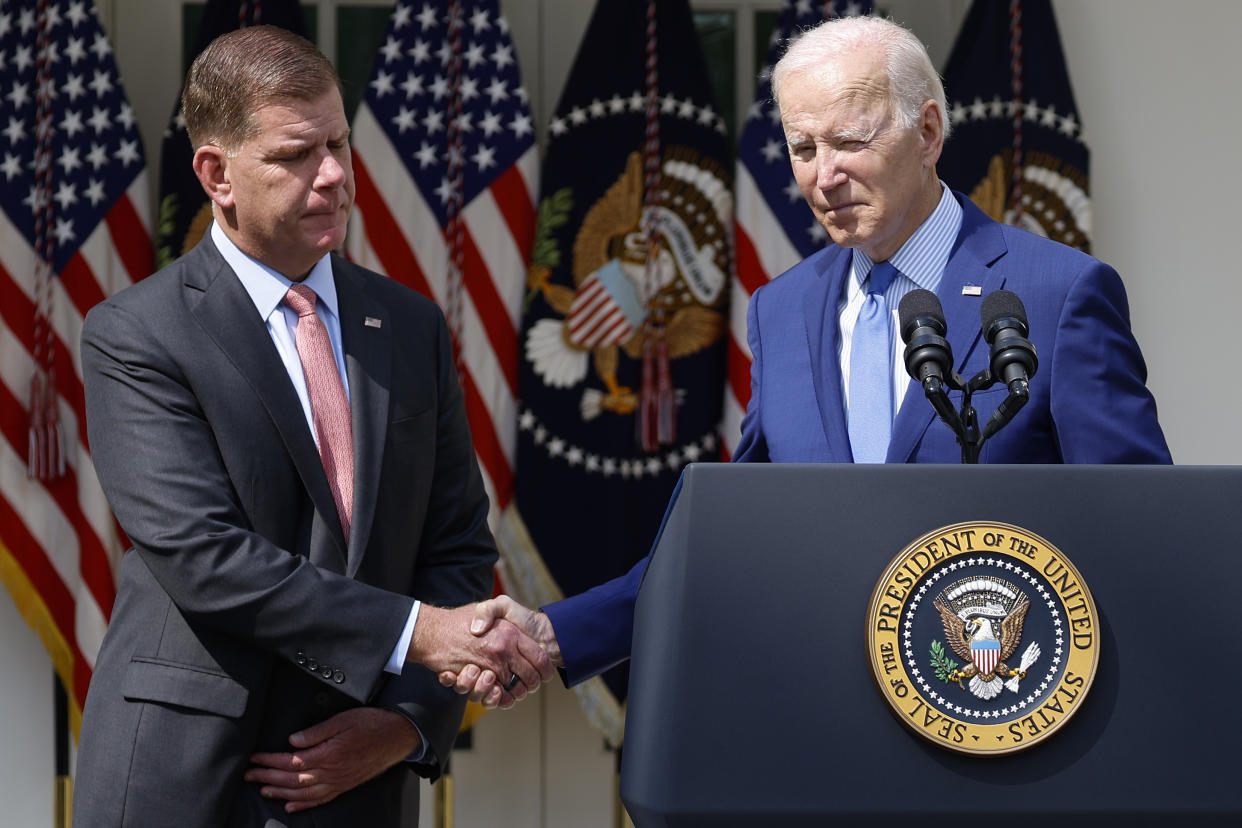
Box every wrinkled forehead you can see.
[777,56,892,126]
[778,73,893,140]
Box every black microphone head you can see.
[981,289,1029,340]
[982,289,1038,381]
[899,288,946,342]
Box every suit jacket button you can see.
[332,670,346,684]
[320,666,332,679]
[296,650,306,666]
[307,658,319,671]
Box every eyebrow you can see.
[271,126,352,150]
[834,122,879,142]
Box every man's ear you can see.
[192,145,233,209]
[918,99,945,168]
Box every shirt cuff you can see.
[385,706,432,764]
[384,599,421,675]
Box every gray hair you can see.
[771,16,950,140]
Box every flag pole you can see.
[434,769,454,828]
[613,747,634,828]
[54,673,71,828]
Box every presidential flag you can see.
[346,1,537,531]
[502,0,731,744]
[724,0,873,457]
[939,0,1091,252]
[154,0,307,270]
[0,0,153,733]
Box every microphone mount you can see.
[899,289,1038,464]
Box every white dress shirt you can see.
[211,223,421,681]
[838,184,964,421]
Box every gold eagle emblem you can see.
[524,149,728,419]
[932,575,1043,700]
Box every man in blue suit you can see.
[443,15,1170,703]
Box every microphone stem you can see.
[980,381,1031,442]
[922,376,963,435]
[960,396,981,464]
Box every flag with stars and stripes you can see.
[346,0,537,538]
[501,0,731,745]
[154,0,307,270]
[939,0,1091,252]
[723,0,872,458]
[0,0,153,735]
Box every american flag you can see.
[938,0,1091,252]
[346,0,536,524]
[723,0,871,457]
[0,0,152,731]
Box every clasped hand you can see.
[437,595,563,709]
[406,601,556,708]
[247,599,558,811]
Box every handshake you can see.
[409,596,563,710]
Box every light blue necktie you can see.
[848,260,898,463]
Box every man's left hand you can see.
[245,707,421,813]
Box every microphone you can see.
[979,290,1039,441]
[899,289,953,385]
[980,290,1038,392]
[899,289,961,434]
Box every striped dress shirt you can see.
[838,184,964,421]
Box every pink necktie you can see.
[284,285,354,540]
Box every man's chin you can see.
[306,228,348,255]
[820,221,863,249]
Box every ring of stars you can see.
[547,90,727,143]
[902,558,1064,721]
[518,407,716,479]
[948,95,1085,145]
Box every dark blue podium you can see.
[620,464,1241,826]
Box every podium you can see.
[620,463,1241,826]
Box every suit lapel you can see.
[333,258,391,578]
[186,237,349,571]
[888,195,1009,462]
[800,248,854,462]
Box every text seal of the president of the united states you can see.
[866,521,1100,756]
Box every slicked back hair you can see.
[182,24,341,153]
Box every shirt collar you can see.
[211,222,339,323]
[851,183,963,292]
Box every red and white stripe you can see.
[0,174,152,726]
[347,105,536,526]
[567,274,635,348]
[972,642,1000,676]
[721,163,801,459]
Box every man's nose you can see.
[317,151,346,187]
[816,152,846,190]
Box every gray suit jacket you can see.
[73,235,496,826]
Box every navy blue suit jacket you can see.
[543,193,1170,686]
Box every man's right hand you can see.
[406,604,554,708]
[437,595,563,708]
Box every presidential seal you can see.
[865,522,1099,756]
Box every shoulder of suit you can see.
[968,200,1100,271]
[994,223,1111,288]
[93,242,208,314]
[330,253,442,313]
[754,244,847,297]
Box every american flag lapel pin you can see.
[364,317,383,328]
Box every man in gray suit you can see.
[73,26,548,826]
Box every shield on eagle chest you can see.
[972,638,1000,675]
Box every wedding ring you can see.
[504,672,521,691]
